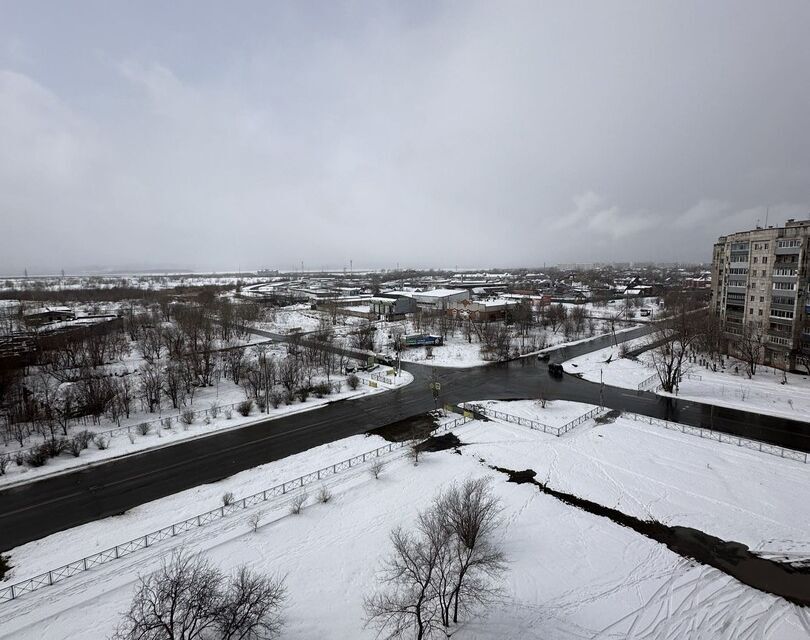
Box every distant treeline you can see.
[0,285,231,304]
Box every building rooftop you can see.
[415,288,467,298]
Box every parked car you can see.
[344,363,357,374]
[358,363,379,372]
[548,362,564,377]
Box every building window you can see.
[760,296,764,302]
[762,270,766,277]
[758,309,763,316]
[753,257,759,263]
[762,256,768,264]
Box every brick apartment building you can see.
[710,218,810,369]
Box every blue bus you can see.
[403,334,443,347]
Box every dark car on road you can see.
[548,362,564,377]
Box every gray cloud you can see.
[1,1,809,273]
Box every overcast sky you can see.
[2,1,809,273]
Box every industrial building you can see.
[369,295,418,320]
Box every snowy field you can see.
[0,370,412,489]
[564,344,810,422]
[3,401,809,639]
[561,296,664,321]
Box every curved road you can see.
[1,330,809,551]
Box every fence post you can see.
[48,571,53,586]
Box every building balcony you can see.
[775,246,802,256]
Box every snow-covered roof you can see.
[416,289,467,298]
[23,306,73,316]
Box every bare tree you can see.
[290,491,308,515]
[138,362,164,413]
[435,478,506,624]
[113,551,285,640]
[217,565,286,640]
[370,458,386,480]
[734,320,767,378]
[364,515,448,640]
[351,323,376,352]
[365,480,508,638]
[647,308,703,392]
[545,303,567,333]
[797,350,810,376]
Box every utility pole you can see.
[429,367,441,411]
[600,369,604,408]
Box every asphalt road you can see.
[2,328,809,552]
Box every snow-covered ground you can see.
[3,401,809,639]
[388,323,642,368]
[563,343,810,422]
[0,370,413,489]
[662,363,810,422]
[561,296,664,321]
[562,339,653,389]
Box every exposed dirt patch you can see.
[416,432,462,453]
[368,413,439,442]
[491,466,810,607]
[595,409,622,425]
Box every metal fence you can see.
[556,405,606,436]
[0,413,473,605]
[637,373,662,392]
[473,407,556,435]
[473,405,605,437]
[623,412,808,464]
[637,371,703,392]
[366,369,398,384]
